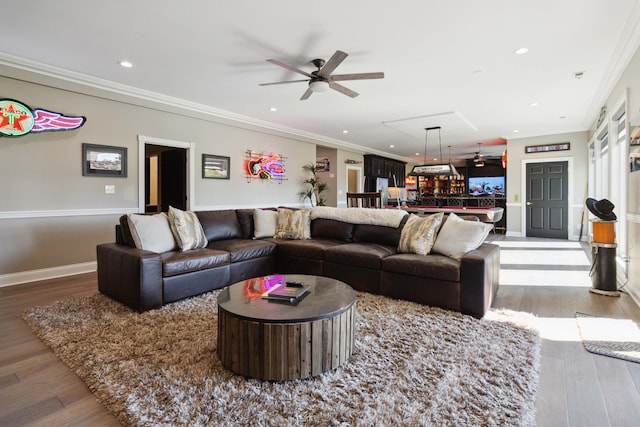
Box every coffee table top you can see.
[217,274,356,323]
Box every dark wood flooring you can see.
[1,237,639,426]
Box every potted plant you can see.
[300,163,328,207]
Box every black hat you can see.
[586,198,617,221]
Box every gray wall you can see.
[0,74,319,280]
[588,44,640,302]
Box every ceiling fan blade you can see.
[318,50,348,78]
[266,59,314,78]
[259,79,310,86]
[329,81,359,98]
[331,72,385,81]
[300,88,313,100]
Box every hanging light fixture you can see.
[409,127,458,176]
[475,142,485,167]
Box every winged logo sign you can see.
[0,99,86,137]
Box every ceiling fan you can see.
[473,143,485,167]
[259,50,384,100]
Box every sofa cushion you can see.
[161,248,229,277]
[275,239,343,260]
[382,253,461,282]
[311,218,354,242]
[274,208,311,240]
[324,243,398,269]
[432,213,492,260]
[398,213,444,256]
[235,209,255,239]
[196,209,244,242]
[206,239,277,263]
[126,213,177,253]
[352,215,408,247]
[168,206,208,251]
[253,208,278,238]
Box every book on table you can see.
[261,283,310,302]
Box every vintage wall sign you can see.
[524,142,570,154]
[0,99,86,137]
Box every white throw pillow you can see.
[167,206,208,251]
[432,213,493,260]
[126,213,177,253]
[253,209,277,239]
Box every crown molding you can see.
[583,1,640,129]
[0,53,413,164]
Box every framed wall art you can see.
[82,143,127,177]
[202,154,230,179]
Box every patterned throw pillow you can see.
[274,208,311,240]
[432,213,493,260]
[126,213,177,253]
[167,206,209,251]
[397,212,445,256]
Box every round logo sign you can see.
[0,99,35,137]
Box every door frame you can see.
[137,135,195,213]
[520,156,574,239]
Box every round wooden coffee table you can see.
[217,274,356,381]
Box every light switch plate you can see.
[105,185,115,194]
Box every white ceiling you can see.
[2,0,640,163]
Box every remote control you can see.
[286,281,304,287]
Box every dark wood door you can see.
[526,161,568,238]
[160,148,187,212]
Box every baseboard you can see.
[624,279,640,308]
[0,262,97,288]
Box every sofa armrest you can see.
[459,243,500,318]
[97,243,163,312]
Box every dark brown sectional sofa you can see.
[97,208,500,318]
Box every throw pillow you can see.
[432,213,493,260]
[167,206,209,251]
[253,209,278,239]
[126,213,177,253]
[397,212,444,256]
[274,208,311,240]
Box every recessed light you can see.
[389,145,395,148]
[514,48,529,55]
[573,71,585,79]
[269,107,277,112]
[530,102,540,107]
[560,116,567,119]
[513,130,520,133]
[415,152,420,156]
[342,130,349,134]
[119,60,133,68]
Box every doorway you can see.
[137,135,195,213]
[145,144,187,212]
[525,161,569,239]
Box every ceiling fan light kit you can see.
[309,80,330,92]
[260,50,384,100]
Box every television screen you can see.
[468,176,505,196]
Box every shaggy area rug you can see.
[576,312,640,364]
[24,291,540,427]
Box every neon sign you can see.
[244,150,286,183]
[0,99,86,137]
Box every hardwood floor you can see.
[1,237,639,426]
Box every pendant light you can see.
[475,143,485,167]
[409,127,458,176]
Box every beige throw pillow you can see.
[432,213,493,260]
[397,212,444,255]
[167,206,208,251]
[274,208,311,240]
[253,209,278,239]
[126,213,177,253]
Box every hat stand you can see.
[589,219,619,297]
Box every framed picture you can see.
[203,154,230,179]
[82,143,127,177]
